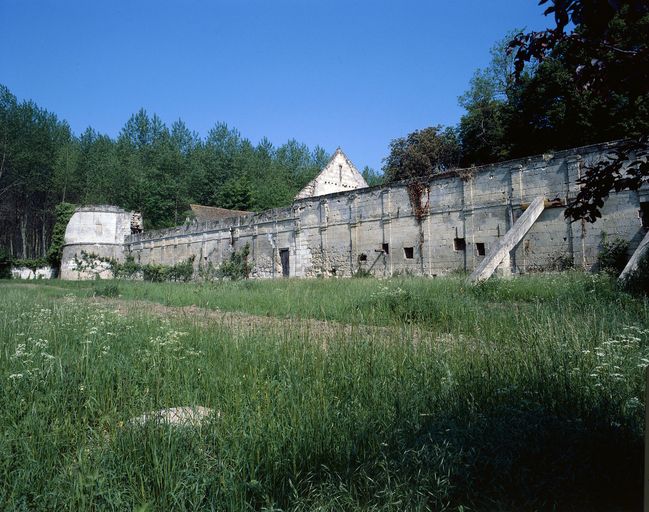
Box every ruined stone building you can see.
[60,142,648,280]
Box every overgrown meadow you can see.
[0,273,647,510]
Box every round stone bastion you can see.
[60,205,134,280]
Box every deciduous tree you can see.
[509,0,649,222]
[383,126,461,183]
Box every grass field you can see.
[0,273,646,510]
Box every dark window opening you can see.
[358,253,368,262]
[641,202,649,228]
[454,237,466,251]
[404,247,414,259]
[476,242,486,256]
[279,248,290,277]
[382,243,389,254]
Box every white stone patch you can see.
[129,406,218,427]
[11,266,55,279]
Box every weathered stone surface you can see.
[61,205,134,280]
[61,141,646,281]
[129,406,217,427]
[295,148,368,200]
[469,196,546,283]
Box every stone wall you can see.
[119,141,646,279]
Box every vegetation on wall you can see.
[216,243,251,280]
[382,126,461,184]
[405,181,430,222]
[67,250,196,282]
[142,257,196,283]
[46,202,77,267]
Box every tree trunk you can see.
[42,224,47,258]
[20,214,27,258]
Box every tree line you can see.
[0,88,355,258]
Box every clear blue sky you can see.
[1,1,550,172]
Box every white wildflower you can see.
[12,344,26,359]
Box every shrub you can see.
[197,261,219,282]
[142,263,170,282]
[597,235,629,275]
[93,282,120,297]
[141,257,195,282]
[217,244,251,280]
[547,251,574,271]
[167,256,195,282]
[12,258,49,271]
[47,202,77,267]
[112,255,141,279]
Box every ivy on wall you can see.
[47,202,77,267]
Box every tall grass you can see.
[0,275,646,510]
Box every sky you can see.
[1,0,551,173]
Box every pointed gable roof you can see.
[295,148,369,200]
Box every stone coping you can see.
[75,205,131,214]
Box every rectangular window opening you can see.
[476,242,486,256]
[403,247,414,259]
[453,237,466,251]
[382,243,389,254]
